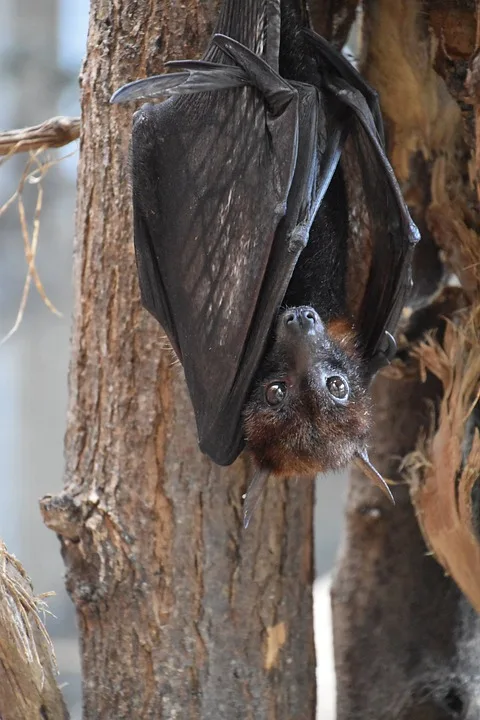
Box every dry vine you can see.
[1,115,81,343]
[1,146,78,345]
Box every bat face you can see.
[243,307,371,477]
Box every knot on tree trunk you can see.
[40,493,84,541]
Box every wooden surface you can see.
[332,2,480,717]
[40,2,317,718]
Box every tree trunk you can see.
[332,2,480,718]
[40,2,315,718]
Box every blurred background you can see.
[0,1,346,717]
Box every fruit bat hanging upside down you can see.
[111,0,419,526]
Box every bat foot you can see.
[213,34,294,115]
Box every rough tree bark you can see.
[40,2,316,719]
[332,2,480,718]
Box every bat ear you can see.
[354,449,395,505]
[243,468,270,529]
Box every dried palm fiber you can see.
[0,541,67,719]
[406,304,480,611]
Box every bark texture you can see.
[308,0,359,45]
[332,2,480,717]
[41,2,316,718]
[333,349,480,719]
[0,544,68,720]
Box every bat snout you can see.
[281,306,323,336]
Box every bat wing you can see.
[336,82,419,371]
[114,27,344,465]
[303,29,420,373]
[303,29,385,143]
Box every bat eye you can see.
[326,375,349,401]
[265,382,287,407]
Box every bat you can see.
[111,0,419,526]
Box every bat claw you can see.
[368,332,397,375]
[354,450,395,505]
[383,331,397,361]
[243,469,270,529]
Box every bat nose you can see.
[283,307,322,333]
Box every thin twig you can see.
[0,148,77,345]
[0,116,80,156]
[19,153,62,317]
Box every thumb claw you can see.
[354,450,395,505]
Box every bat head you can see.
[243,306,371,477]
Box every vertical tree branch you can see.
[333,1,480,717]
[40,2,315,718]
[333,359,480,719]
